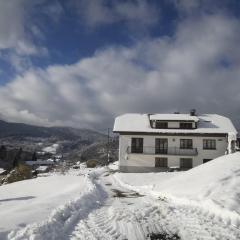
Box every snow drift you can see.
[115,152,240,224]
[155,152,240,210]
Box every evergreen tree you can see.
[0,145,7,160]
[32,151,37,161]
[13,148,22,168]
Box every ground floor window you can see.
[180,158,193,168]
[155,157,168,167]
[203,159,212,163]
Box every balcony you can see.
[127,146,198,156]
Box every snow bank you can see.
[114,171,177,190]
[8,169,107,240]
[155,153,240,204]
[0,174,87,238]
[108,161,119,171]
[115,153,240,224]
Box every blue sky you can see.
[0,0,240,129]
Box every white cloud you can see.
[0,0,39,55]
[72,0,159,29]
[0,13,240,129]
[41,0,63,23]
[0,0,63,73]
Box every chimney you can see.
[190,109,196,116]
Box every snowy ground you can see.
[115,153,240,223]
[1,153,240,239]
[0,172,88,239]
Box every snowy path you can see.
[69,169,240,240]
[8,168,240,240]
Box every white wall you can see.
[119,134,228,171]
[168,122,179,128]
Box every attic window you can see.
[155,121,168,129]
[180,122,193,129]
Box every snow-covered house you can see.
[25,159,55,171]
[113,111,237,172]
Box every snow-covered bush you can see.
[1,163,32,184]
[86,159,98,168]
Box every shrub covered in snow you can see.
[1,163,32,184]
[86,159,99,168]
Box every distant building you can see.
[113,111,237,172]
[25,159,55,170]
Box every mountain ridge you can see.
[0,119,107,141]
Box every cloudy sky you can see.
[0,0,240,130]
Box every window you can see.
[203,159,212,163]
[155,121,168,129]
[131,138,143,153]
[180,139,193,149]
[155,157,168,167]
[180,122,193,129]
[155,138,168,154]
[180,158,193,168]
[203,139,216,150]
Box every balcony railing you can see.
[127,146,198,156]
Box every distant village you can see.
[0,142,65,184]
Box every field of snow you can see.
[0,172,88,239]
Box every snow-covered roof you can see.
[113,113,237,134]
[36,166,49,172]
[150,114,199,122]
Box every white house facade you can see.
[113,111,237,172]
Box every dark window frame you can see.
[180,139,193,149]
[155,138,168,154]
[203,159,212,163]
[180,122,193,129]
[180,158,193,168]
[155,157,168,167]
[155,121,168,129]
[203,139,216,150]
[131,138,143,153]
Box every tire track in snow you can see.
[70,174,180,240]
[70,171,240,240]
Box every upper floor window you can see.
[131,138,143,153]
[155,138,168,154]
[203,139,216,150]
[155,121,168,129]
[180,139,193,149]
[180,122,193,129]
